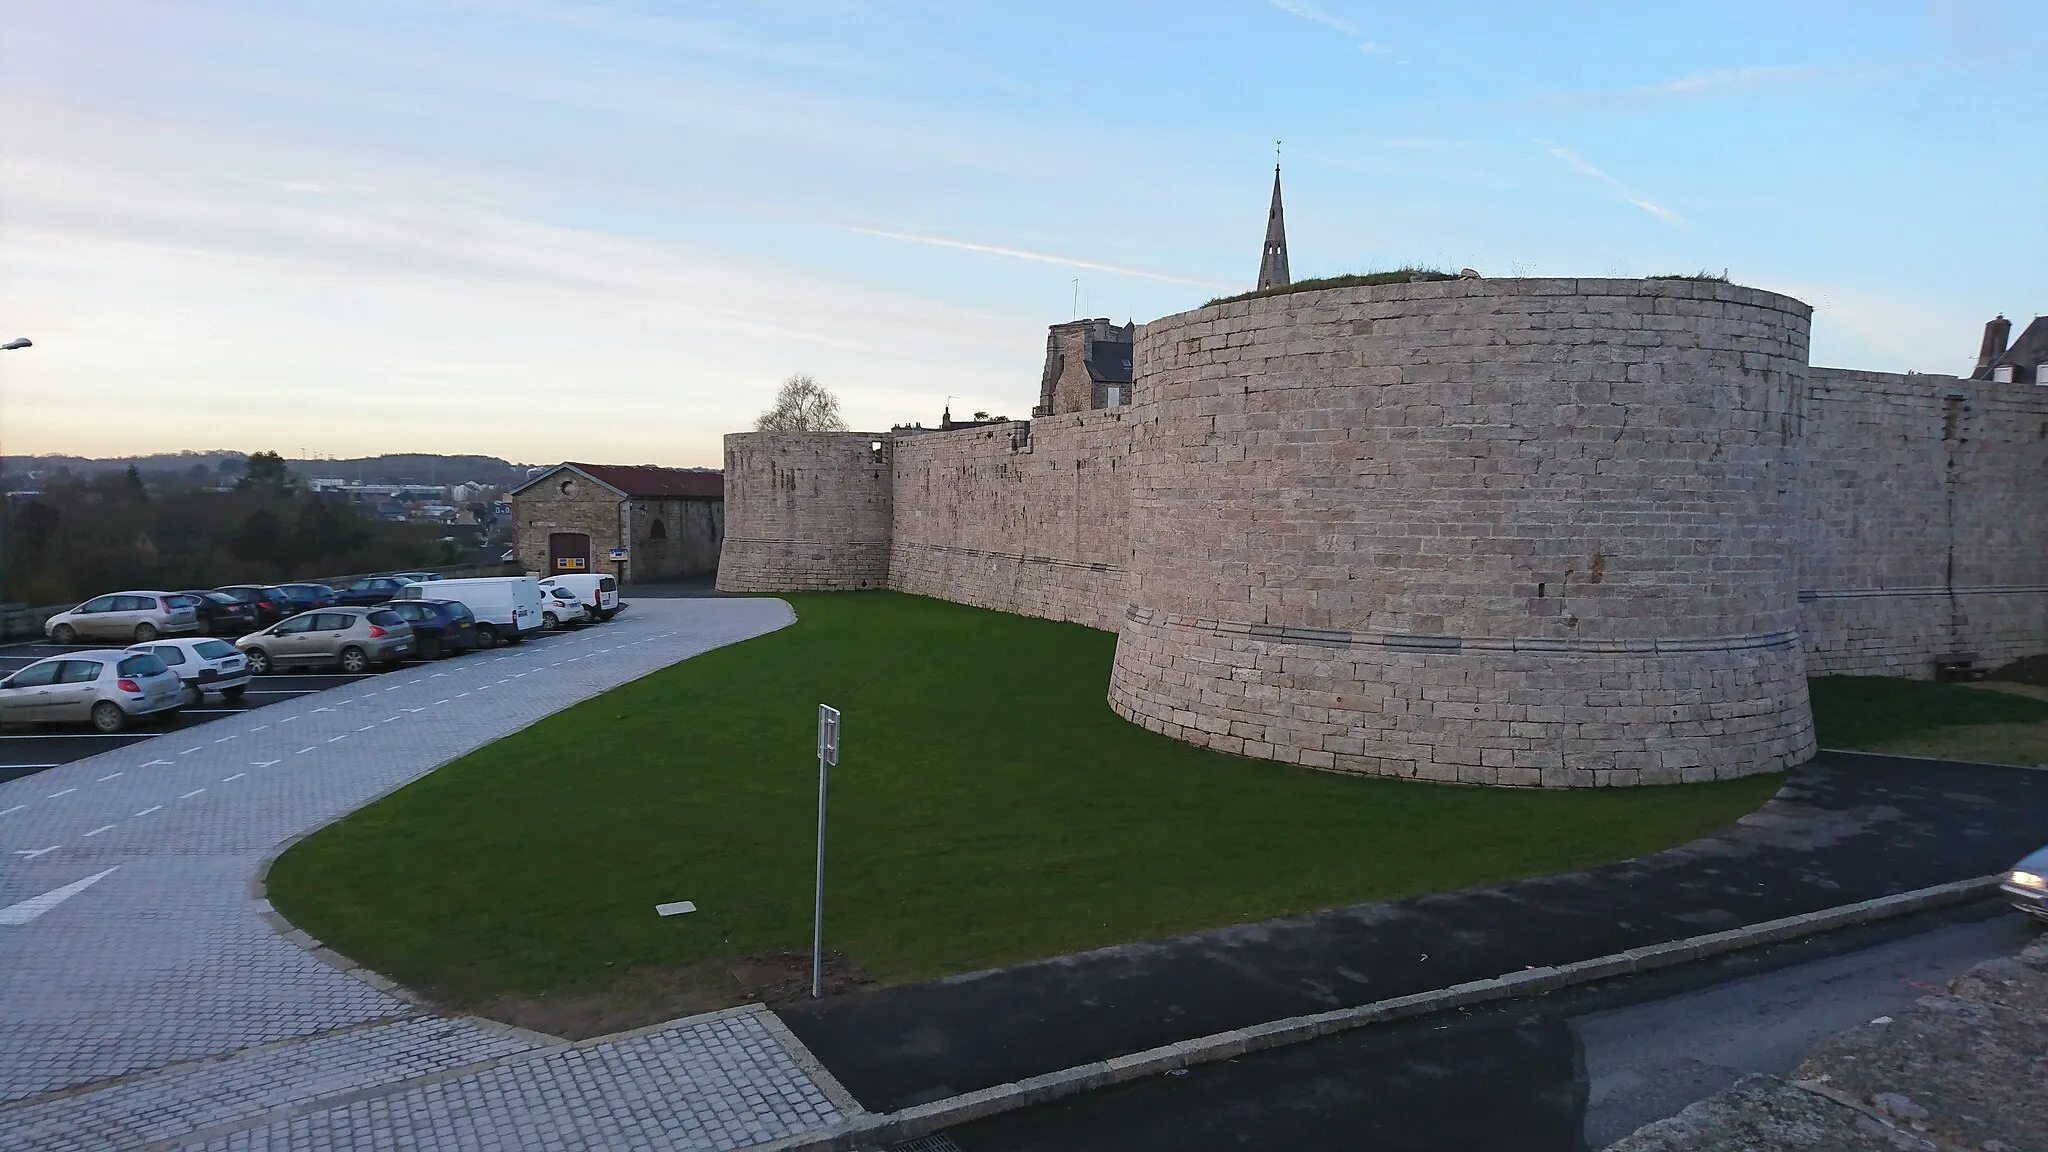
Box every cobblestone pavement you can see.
[0,599,855,1151]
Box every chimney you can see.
[1973,314,2011,379]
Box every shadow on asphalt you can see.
[780,752,2048,1113]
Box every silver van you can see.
[235,608,415,674]
[0,649,187,733]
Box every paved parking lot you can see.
[0,598,855,1152]
[0,639,385,784]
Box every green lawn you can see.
[1809,675,2048,765]
[268,592,1781,1007]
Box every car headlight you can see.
[2010,870,2048,892]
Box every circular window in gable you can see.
[558,479,575,496]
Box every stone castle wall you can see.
[714,278,2047,786]
[715,432,892,592]
[1107,279,1814,786]
[1797,368,2048,675]
[889,412,1132,631]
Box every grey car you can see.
[45,592,202,645]
[0,649,187,733]
[234,608,415,675]
[2002,845,2048,923]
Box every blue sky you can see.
[1,0,2041,465]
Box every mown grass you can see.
[268,592,1782,1004]
[1810,675,2048,766]
[1204,267,1459,307]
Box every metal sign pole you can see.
[812,704,840,999]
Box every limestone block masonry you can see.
[1107,279,1815,786]
[715,277,2048,787]
[717,432,893,592]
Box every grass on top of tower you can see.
[1204,266,1460,307]
[266,592,1782,1034]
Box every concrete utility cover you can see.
[656,900,697,917]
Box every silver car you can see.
[127,638,252,706]
[46,592,203,645]
[235,608,415,675]
[0,649,187,733]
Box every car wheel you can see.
[542,611,558,629]
[90,701,126,734]
[51,624,76,645]
[134,622,159,643]
[223,685,246,702]
[243,647,272,676]
[196,619,212,637]
[418,636,442,660]
[473,624,500,650]
[339,646,370,675]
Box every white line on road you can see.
[142,760,173,768]
[96,773,122,782]
[277,716,298,723]
[12,846,58,859]
[180,747,202,755]
[252,760,281,768]
[215,735,237,743]
[48,788,75,798]
[381,716,400,723]
[180,788,205,799]
[313,707,336,714]
[0,867,118,925]
[222,773,244,782]
[250,724,269,731]
[358,725,376,732]
[327,735,348,743]
[133,806,161,817]
[0,805,24,817]
[295,747,315,755]
[84,825,114,837]
[455,692,471,698]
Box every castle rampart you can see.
[714,432,892,592]
[715,278,2047,787]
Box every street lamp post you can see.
[0,337,33,620]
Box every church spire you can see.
[1257,161,1290,291]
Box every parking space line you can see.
[13,846,58,859]
[142,759,172,768]
[252,760,280,768]
[0,805,25,817]
[180,789,205,799]
[83,825,115,837]
[97,773,122,781]
[222,773,244,782]
[133,806,161,817]
[47,788,75,798]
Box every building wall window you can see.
[648,518,667,540]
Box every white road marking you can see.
[432,699,449,706]
[96,773,122,782]
[142,759,173,768]
[180,788,205,799]
[381,716,400,723]
[313,707,336,714]
[222,773,244,782]
[0,867,119,925]
[250,724,269,731]
[326,735,348,743]
[214,735,238,743]
[12,846,58,859]
[133,806,161,817]
[455,692,471,699]
[48,788,75,798]
[277,716,298,723]
[252,759,281,768]
[84,825,115,837]
[0,805,24,817]
[179,746,202,755]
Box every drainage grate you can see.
[891,1136,964,1152]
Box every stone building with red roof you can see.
[509,462,724,584]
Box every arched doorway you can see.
[549,532,591,572]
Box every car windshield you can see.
[117,653,168,677]
[193,640,238,659]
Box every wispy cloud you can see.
[1540,62,1914,110]
[848,226,1220,286]
[1266,0,1392,56]
[1542,144,1689,226]
[1267,0,1355,35]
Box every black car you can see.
[334,576,414,606]
[172,590,260,636]
[275,583,340,612]
[381,598,478,659]
[213,585,296,627]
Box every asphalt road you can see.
[0,631,581,784]
[934,902,2040,1152]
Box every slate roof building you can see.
[1034,318,1136,416]
[509,462,724,584]
[1972,314,2048,384]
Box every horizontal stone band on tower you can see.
[1124,605,1800,656]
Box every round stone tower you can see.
[715,432,893,592]
[1107,278,1816,786]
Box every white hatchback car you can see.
[46,592,202,645]
[539,586,589,629]
[127,637,252,706]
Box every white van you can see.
[537,574,621,622]
[397,576,543,649]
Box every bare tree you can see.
[754,374,848,432]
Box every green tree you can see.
[230,510,288,568]
[237,451,296,495]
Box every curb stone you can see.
[743,874,2005,1151]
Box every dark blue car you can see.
[380,598,478,659]
[333,576,415,606]
[275,583,340,612]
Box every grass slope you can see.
[1809,675,2048,766]
[269,593,1780,1004]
